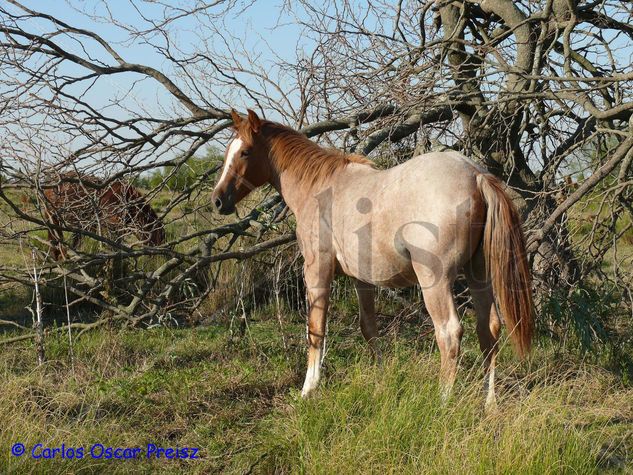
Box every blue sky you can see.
[12,1,306,121]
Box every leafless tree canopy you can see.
[0,0,631,335]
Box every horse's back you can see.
[358,150,485,219]
[386,151,484,191]
[43,177,123,225]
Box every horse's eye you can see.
[242,149,251,159]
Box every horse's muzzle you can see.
[213,194,235,215]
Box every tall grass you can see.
[256,347,631,474]
[0,320,631,473]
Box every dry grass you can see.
[0,313,631,474]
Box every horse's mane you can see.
[45,173,140,197]
[256,121,374,187]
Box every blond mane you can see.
[256,121,374,187]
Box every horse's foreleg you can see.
[48,228,65,260]
[465,248,501,411]
[301,269,332,398]
[353,279,381,363]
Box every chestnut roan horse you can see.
[43,175,165,259]
[213,109,533,408]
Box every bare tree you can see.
[0,0,630,342]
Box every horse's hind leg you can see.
[412,261,463,400]
[464,246,501,411]
[353,279,381,363]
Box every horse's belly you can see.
[334,245,417,288]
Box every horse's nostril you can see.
[214,197,223,210]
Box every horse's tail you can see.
[476,173,534,358]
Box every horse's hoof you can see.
[301,382,317,399]
[484,397,498,414]
[439,383,454,404]
[372,349,383,366]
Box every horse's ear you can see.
[230,109,243,129]
[247,109,261,134]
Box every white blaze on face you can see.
[217,137,243,188]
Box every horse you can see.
[212,109,533,408]
[42,174,165,259]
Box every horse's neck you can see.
[272,161,370,220]
[272,168,323,217]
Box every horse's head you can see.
[121,184,166,246]
[147,216,166,247]
[136,202,165,246]
[212,109,272,214]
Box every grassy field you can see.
[0,180,631,474]
[0,304,631,474]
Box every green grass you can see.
[0,315,631,474]
[257,350,631,474]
